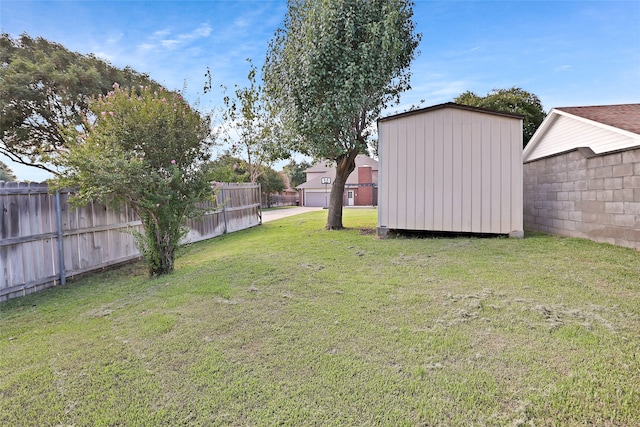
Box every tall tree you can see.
[257,166,286,207]
[282,158,312,188]
[0,161,17,182]
[221,59,290,183]
[53,84,215,276]
[206,152,250,183]
[264,0,420,229]
[0,33,159,174]
[454,87,546,147]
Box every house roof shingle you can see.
[556,104,640,135]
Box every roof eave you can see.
[522,109,559,162]
[555,108,640,139]
[523,107,640,162]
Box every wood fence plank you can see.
[0,246,10,289]
[23,190,38,286]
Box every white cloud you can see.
[161,39,181,49]
[93,51,114,62]
[403,71,474,105]
[136,23,212,53]
[137,42,156,53]
[153,29,171,37]
[192,24,212,38]
[233,17,250,29]
[106,33,124,44]
[176,23,212,42]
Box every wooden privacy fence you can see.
[0,182,261,302]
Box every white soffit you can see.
[523,108,640,162]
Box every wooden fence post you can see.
[55,190,66,286]
[258,183,262,224]
[221,185,227,234]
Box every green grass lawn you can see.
[1,209,639,426]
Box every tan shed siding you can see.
[451,108,463,231]
[378,123,389,226]
[461,113,473,231]
[497,118,508,233]
[512,119,524,234]
[480,115,492,232]
[432,109,444,230]
[396,123,407,227]
[527,115,638,161]
[377,124,386,226]
[382,122,399,227]
[423,116,434,230]
[379,106,523,235]
[499,119,511,233]
[496,120,513,233]
[470,113,482,232]
[442,109,454,231]
[405,122,416,229]
[415,118,426,229]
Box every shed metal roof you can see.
[378,102,524,123]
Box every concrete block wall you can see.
[524,147,640,250]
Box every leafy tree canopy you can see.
[264,0,420,229]
[258,166,286,207]
[454,87,546,147]
[206,152,250,183]
[53,84,215,276]
[282,158,312,188]
[220,59,291,183]
[0,161,17,182]
[0,33,160,174]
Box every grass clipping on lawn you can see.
[1,209,639,426]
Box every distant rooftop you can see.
[305,154,378,173]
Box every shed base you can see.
[377,228,525,239]
[376,227,391,239]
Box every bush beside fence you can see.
[0,182,261,301]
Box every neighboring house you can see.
[297,154,378,207]
[523,104,640,250]
[377,102,524,237]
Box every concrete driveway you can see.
[261,207,323,223]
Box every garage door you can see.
[303,192,330,207]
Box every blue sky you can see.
[1,0,639,181]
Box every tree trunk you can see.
[326,150,358,230]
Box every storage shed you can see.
[377,102,524,237]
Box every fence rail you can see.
[0,182,261,301]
